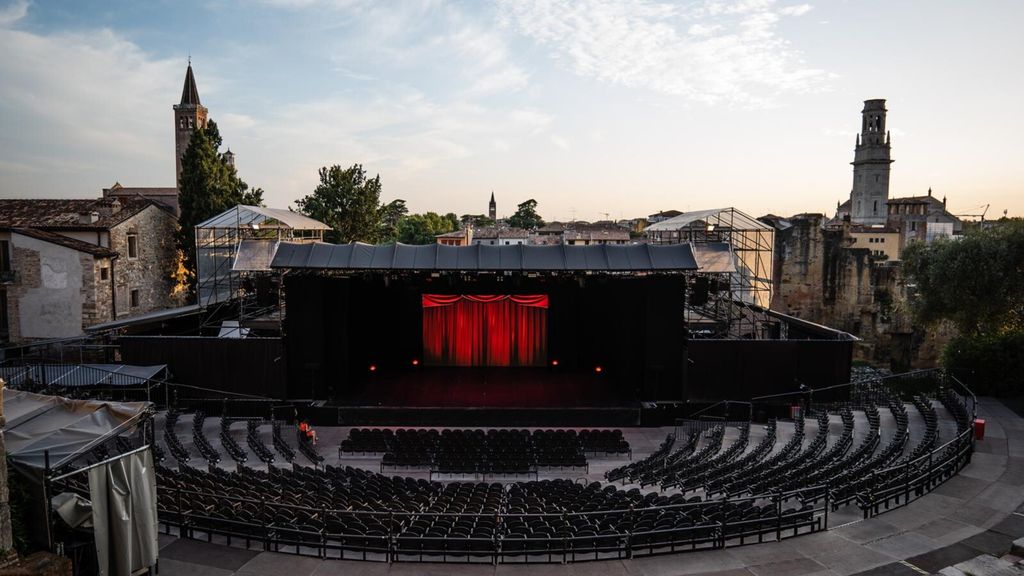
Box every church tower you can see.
[488,191,496,221]
[849,99,893,225]
[173,61,209,187]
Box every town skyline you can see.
[1,0,1021,222]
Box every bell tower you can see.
[173,61,209,187]
[488,191,496,221]
[849,99,893,225]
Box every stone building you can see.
[0,197,179,343]
[833,100,962,247]
[763,213,950,369]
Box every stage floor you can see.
[336,367,636,409]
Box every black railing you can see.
[155,483,826,563]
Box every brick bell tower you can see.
[173,60,209,187]
[849,99,893,225]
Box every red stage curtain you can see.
[422,294,548,367]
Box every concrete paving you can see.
[158,398,1024,576]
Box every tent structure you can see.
[195,205,329,306]
[4,388,150,472]
[2,387,156,574]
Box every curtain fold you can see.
[423,294,547,366]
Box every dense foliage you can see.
[295,164,406,244]
[507,199,545,231]
[177,120,264,296]
[903,220,1024,395]
[398,212,459,244]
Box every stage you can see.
[334,367,636,408]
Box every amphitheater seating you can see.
[153,385,974,562]
[344,428,608,475]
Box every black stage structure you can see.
[276,242,694,425]
[271,242,854,426]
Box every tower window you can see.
[873,200,878,214]
[875,174,880,182]
[127,233,138,258]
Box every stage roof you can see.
[271,242,698,272]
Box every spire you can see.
[928,187,932,197]
[180,62,201,107]
[490,191,495,203]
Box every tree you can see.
[902,221,1024,336]
[397,212,459,244]
[460,214,495,228]
[507,199,545,230]
[295,164,389,244]
[378,199,408,244]
[903,220,1024,395]
[177,120,264,296]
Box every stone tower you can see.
[489,191,496,221]
[173,61,209,187]
[849,99,893,225]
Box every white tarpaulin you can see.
[3,388,150,471]
[89,450,159,576]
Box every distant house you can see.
[849,225,901,261]
[0,197,179,343]
[435,228,472,246]
[471,226,529,246]
[648,210,683,224]
[562,229,630,246]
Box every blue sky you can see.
[1,0,1021,222]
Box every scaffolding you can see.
[195,205,329,307]
[644,207,777,339]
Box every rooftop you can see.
[0,197,162,230]
[9,227,119,257]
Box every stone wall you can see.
[6,235,85,341]
[768,214,952,370]
[108,205,179,318]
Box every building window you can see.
[130,289,140,308]
[127,234,138,259]
[0,240,9,272]
[100,266,109,280]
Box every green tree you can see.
[378,199,408,244]
[507,199,545,230]
[397,212,460,244]
[177,120,263,296]
[902,220,1024,336]
[903,220,1024,395]
[295,164,389,243]
[460,214,495,228]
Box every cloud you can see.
[0,15,185,193]
[0,0,28,26]
[498,0,828,107]
[550,135,569,150]
[779,4,813,16]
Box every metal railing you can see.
[155,482,826,564]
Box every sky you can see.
[0,0,1021,222]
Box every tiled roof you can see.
[0,197,158,230]
[9,228,118,257]
[473,226,529,239]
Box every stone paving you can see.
[159,398,1024,576]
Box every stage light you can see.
[551,359,559,367]
[369,364,377,372]
[594,366,603,373]
[412,359,420,366]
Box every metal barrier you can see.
[155,483,826,564]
